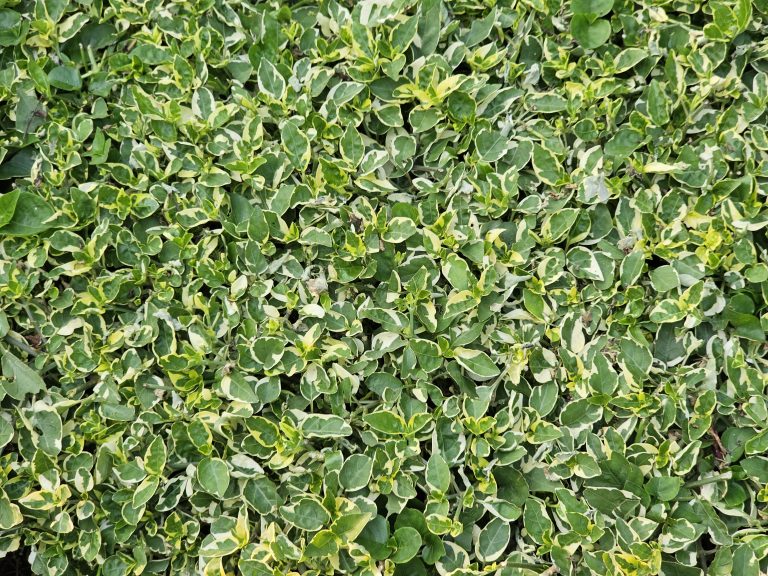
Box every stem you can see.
[709,425,728,467]
[408,299,415,338]
[503,563,553,574]
[683,471,732,489]
[23,302,46,347]
[3,333,39,357]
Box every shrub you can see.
[1,1,768,575]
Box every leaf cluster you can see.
[1,0,768,575]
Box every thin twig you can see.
[709,425,728,468]
[22,302,46,349]
[683,471,732,489]
[3,333,39,357]
[503,563,553,574]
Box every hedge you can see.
[1,1,768,575]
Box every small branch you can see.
[3,333,39,357]
[683,471,732,489]
[22,302,46,348]
[709,425,728,468]
[503,563,557,575]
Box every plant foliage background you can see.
[1,0,768,575]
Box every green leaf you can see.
[476,517,510,562]
[30,407,62,456]
[132,476,159,508]
[475,128,508,162]
[0,190,19,228]
[649,299,686,324]
[364,411,407,435]
[604,127,644,156]
[571,0,614,18]
[244,477,283,514]
[192,87,215,120]
[340,125,365,166]
[542,208,579,242]
[0,9,23,47]
[0,489,22,530]
[620,251,645,286]
[15,89,45,135]
[390,527,421,563]
[280,498,331,531]
[523,498,552,545]
[571,15,611,49]
[426,453,450,493]
[48,65,82,91]
[282,119,311,171]
[382,217,418,243]
[417,0,441,56]
[357,515,390,560]
[196,457,230,498]
[646,476,681,502]
[646,80,671,126]
[745,430,768,455]
[532,144,564,185]
[442,253,474,291]
[304,530,340,558]
[410,339,442,373]
[258,59,285,100]
[0,416,12,450]
[339,454,374,491]
[619,337,653,380]
[300,414,353,438]
[144,435,167,476]
[0,191,55,236]
[220,372,259,404]
[732,543,759,576]
[1,351,44,400]
[568,247,604,281]
[453,348,500,380]
[252,337,284,369]
[649,265,680,292]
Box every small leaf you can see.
[382,217,418,243]
[280,498,330,531]
[476,517,510,562]
[282,119,311,171]
[475,128,508,162]
[650,265,681,293]
[244,477,283,514]
[0,191,55,236]
[48,65,82,91]
[572,0,614,18]
[0,489,22,530]
[523,498,552,545]
[196,458,230,498]
[390,526,421,563]
[532,144,564,185]
[571,16,611,49]
[646,80,671,126]
[1,351,44,400]
[364,411,406,435]
[339,454,374,491]
[453,347,501,380]
[144,435,167,476]
[258,59,286,100]
[0,190,19,228]
[426,453,450,493]
[300,414,353,438]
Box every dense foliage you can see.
[2,0,768,575]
